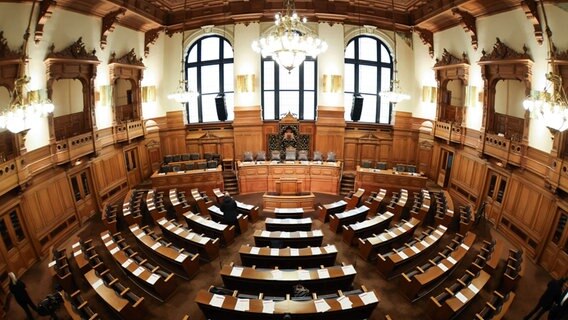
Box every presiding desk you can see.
[150,165,224,195]
[238,161,341,195]
[355,166,428,195]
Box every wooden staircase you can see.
[222,160,239,194]
[340,173,356,196]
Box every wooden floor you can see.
[7,192,554,320]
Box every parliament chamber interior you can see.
[0,0,567,319]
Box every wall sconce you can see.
[236,74,255,93]
[96,85,112,107]
[142,85,156,103]
[465,86,482,107]
[421,86,437,103]
[322,74,342,93]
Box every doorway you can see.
[437,148,454,188]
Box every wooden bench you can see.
[253,229,324,248]
[144,189,167,223]
[212,188,260,222]
[155,218,220,261]
[364,189,387,216]
[207,204,248,234]
[357,218,420,261]
[342,211,394,246]
[265,217,312,232]
[386,189,409,221]
[102,204,118,234]
[169,189,192,219]
[329,205,369,233]
[191,188,213,215]
[274,207,305,219]
[344,188,365,210]
[239,244,337,269]
[60,290,100,320]
[317,199,348,222]
[48,247,76,293]
[409,189,432,226]
[70,238,103,274]
[122,189,144,226]
[183,211,235,245]
[500,248,523,293]
[474,291,516,320]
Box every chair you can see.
[197,162,207,170]
[271,150,281,161]
[207,160,218,168]
[375,162,387,170]
[396,164,406,172]
[172,155,181,162]
[327,151,336,162]
[181,154,190,161]
[185,163,194,170]
[407,165,417,173]
[204,153,213,161]
[211,153,221,162]
[243,151,254,162]
[189,153,200,160]
[256,151,266,161]
[285,147,296,161]
[361,160,372,168]
[313,151,323,162]
[160,165,171,173]
[163,155,173,164]
[298,150,308,161]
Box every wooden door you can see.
[69,169,97,224]
[540,208,568,278]
[0,208,36,276]
[483,170,508,225]
[125,148,142,187]
[437,149,453,187]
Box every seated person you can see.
[219,192,238,226]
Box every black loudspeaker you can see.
[350,94,364,122]
[215,93,228,121]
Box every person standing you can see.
[524,278,566,320]
[219,192,238,226]
[8,272,38,320]
[549,280,568,320]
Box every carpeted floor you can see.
[6,191,553,320]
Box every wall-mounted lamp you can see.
[96,85,112,107]
[236,74,255,93]
[142,85,156,103]
[421,86,437,103]
[465,86,483,107]
[322,74,342,93]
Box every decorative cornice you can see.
[109,49,144,67]
[35,0,56,44]
[144,27,164,57]
[0,31,23,60]
[452,7,478,51]
[434,49,469,67]
[46,37,98,61]
[100,8,126,50]
[480,38,531,61]
[411,26,433,58]
[521,0,543,46]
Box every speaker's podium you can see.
[263,178,315,216]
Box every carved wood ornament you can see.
[0,31,23,91]
[109,49,145,123]
[521,0,543,45]
[452,7,478,51]
[433,49,470,126]
[34,0,56,44]
[412,26,433,58]
[144,27,164,57]
[100,8,126,49]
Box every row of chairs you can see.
[163,153,221,163]
[243,150,337,162]
[160,160,218,173]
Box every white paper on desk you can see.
[185,233,194,240]
[455,292,468,303]
[235,298,250,311]
[447,256,457,265]
[48,261,56,268]
[337,296,353,310]
[290,248,299,256]
[198,237,208,244]
[210,294,226,308]
[420,240,429,248]
[299,231,308,237]
[387,230,396,237]
[101,233,110,240]
[460,243,470,250]
[298,270,311,280]
[166,224,175,230]
[342,265,356,275]
[147,273,160,285]
[73,250,82,257]
[262,300,275,313]
[314,299,331,312]
[360,291,378,305]
[428,235,437,242]
[438,263,449,272]
[261,231,270,237]
[110,247,119,255]
[404,222,413,228]
[151,243,161,250]
[311,247,322,255]
[250,247,260,254]
[397,226,405,233]
[136,232,145,239]
[104,240,113,247]
[93,279,104,289]
[72,242,80,249]
[175,254,187,262]
[158,219,166,225]
[270,248,279,256]
[378,234,387,241]
[231,266,244,277]
[398,251,408,259]
[271,270,282,279]
[312,230,323,236]
[410,246,420,254]
[133,267,145,276]
[281,232,290,238]
[468,284,480,294]
[317,269,330,279]
[122,259,133,268]
[131,225,140,231]
[325,245,337,253]
[174,228,183,235]
[435,229,444,236]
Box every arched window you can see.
[344,35,393,123]
[185,35,234,123]
[261,57,317,120]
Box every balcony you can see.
[114,120,144,143]
[0,159,18,196]
[484,133,523,166]
[434,121,465,144]
[53,132,95,164]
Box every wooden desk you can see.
[156,218,220,261]
[151,166,224,195]
[357,218,419,261]
[274,207,304,219]
[195,288,379,320]
[145,190,167,223]
[317,200,347,222]
[60,290,99,320]
[262,192,316,214]
[355,166,428,195]
[329,205,369,233]
[220,264,357,295]
[275,177,302,195]
[213,188,260,222]
[342,211,394,246]
[48,248,76,293]
[344,188,365,210]
[265,217,312,232]
[253,230,324,248]
[434,191,455,227]
[237,161,341,195]
[409,190,432,226]
[207,205,248,234]
[239,245,337,269]
[183,211,235,245]
[364,189,387,216]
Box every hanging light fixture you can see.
[251,0,328,72]
[0,0,55,133]
[168,0,199,103]
[522,0,568,133]
[379,0,410,104]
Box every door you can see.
[437,149,454,188]
[483,170,508,225]
[69,169,96,223]
[540,208,568,278]
[125,148,142,187]
[0,208,36,276]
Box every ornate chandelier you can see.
[0,0,54,133]
[522,0,568,133]
[168,0,198,103]
[251,0,327,72]
[379,0,410,104]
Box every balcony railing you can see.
[53,132,95,164]
[484,133,522,166]
[114,120,144,143]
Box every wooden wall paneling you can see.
[233,106,263,160]
[160,111,188,156]
[417,138,434,178]
[539,201,568,278]
[342,138,358,171]
[464,127,481,149]
[448,148,487,206]
[137,142,152,179]
[316,106,346,163]
[429,143,441,181]
[91,147,129,208]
